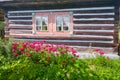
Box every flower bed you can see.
[0,40,120,80]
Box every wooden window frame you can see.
[56,15,70,31]
[33,12,73,35]
[33,13,52,35]
[35,16,48,31]
[52,12,73,35]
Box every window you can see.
[35,16,48,31]
[56,15,70,31]
[34,12,73,35]
[34,13,52,35]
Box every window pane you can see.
[36,17,41,30]
[36,17,41,26]
[36,26,41,30]
[56,16,62,31]
[42,16,48,31]
[63,16,69,31]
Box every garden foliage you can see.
[0,40,120,80]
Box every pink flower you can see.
[12,49,16,52]
[99,51,104,55]
[71,49,77,54]
[19,47,24,52]
[65,46,69,49]
[29,43,35,49]
[53,47,57,52]
[13,53,18,57]
[12,45,17,50]
[35,46,40,52]
[22,43,27,48]
[95,48,100,52]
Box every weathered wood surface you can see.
[4,4,119,53]
[5,35,113,41]
[74,26,117,30]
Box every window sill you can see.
[36,30,49,32]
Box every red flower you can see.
[35,46,40,52]
[53,47,57,52]
[22,43,27,48]
[99,51,104,55]
[61,51,65,54]
[12,45,17,50]
[95,48,100,52]
[47,47,53,53]
[19,47,24,52]
[13,53,18,57]
[71,49,77,54]
[29,43,35,49]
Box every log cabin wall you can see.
[3,0,119,53]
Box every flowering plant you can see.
[11,41,79,63]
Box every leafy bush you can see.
[0,41,120,80]
[0,21,4,30]
[0,39,12,57]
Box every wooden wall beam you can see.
[4,12,9,40]
[114,0,119,54]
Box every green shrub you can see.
[0,39,13,57]
[0,21,4,30]
[0,54,120,80]
[0,41,120,80]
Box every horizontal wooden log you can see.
[73,15,114,18]
[9,24,32,27]
[8,16,32,18]
[43,41,117,47]
[74,9,114,14]
[9,21,32,25]
[8,13,32,16]
[10,30,32,34]
[73,20,114,24]
[73,18,114,21]
[8,26,32,29]
[74,24,114,26]
[8,17,32,20]
[6,35,113,41]
[73,26,117,30]
[73,13,114,16]
[73,31,114,36]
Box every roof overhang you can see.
[0,0,116,11]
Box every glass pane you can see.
[42,16,48,31]
[36,26,41,30]
[36,17,41,30]
[63,16,69,31]
[36,17,41,26]
[56,16,62,31]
